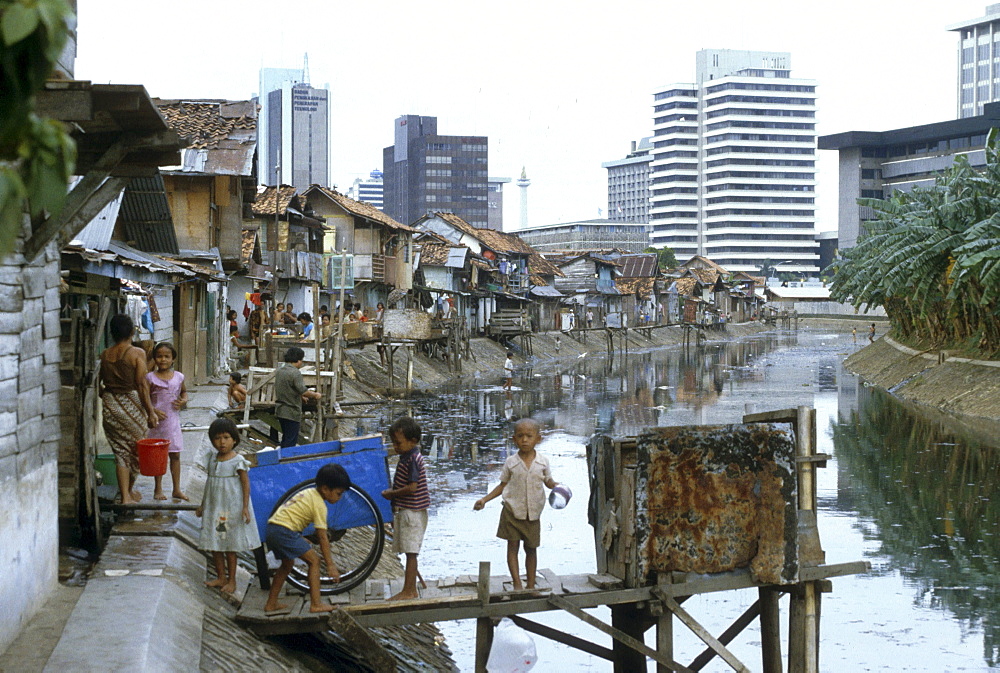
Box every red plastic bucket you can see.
[136,438,170,476]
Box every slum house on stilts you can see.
[302,184,415,317]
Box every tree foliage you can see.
[0,0,75,258]
[644,245,678,271]
[829,130,1000,354]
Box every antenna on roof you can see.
[303,52,310,84]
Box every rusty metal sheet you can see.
[635,423,798,585]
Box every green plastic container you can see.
[94,454,117,487]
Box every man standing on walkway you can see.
[275,347,322,448]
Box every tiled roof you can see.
[616,277,656,297]
[308,186,414,232]
[680,255,729,274]
[252,185,300,216]
[688,268,720,284]
[673,277,701,296]
[617,253,658,278]
[241,228,260,266]
[418,242,452,266]
[154,99,256,150]
[434,212,480,237]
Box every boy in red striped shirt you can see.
[381,416,430,600]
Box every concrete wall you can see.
[0,236,62,654]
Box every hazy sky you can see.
[76,1,983,233]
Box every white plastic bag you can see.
[486,618,537,672]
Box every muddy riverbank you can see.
[844,335,1000,423]
[339,322,770,403]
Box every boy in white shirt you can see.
[473,418,556,590]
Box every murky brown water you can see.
[360,330,1000,671]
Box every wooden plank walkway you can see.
[234,562,868,636]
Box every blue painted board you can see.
[249,439,392,540]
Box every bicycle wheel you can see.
[268,480,385,595]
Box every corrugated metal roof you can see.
[72,177,125,250]
[530,285,565,298]
[617,253,658,278]
[445,246,467,268]
[118,174,179,255]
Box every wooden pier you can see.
[236,561,866,671]
[233,405,869,672]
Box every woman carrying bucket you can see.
[99,314,159,505]
[145,342,188,501]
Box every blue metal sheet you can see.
[249,440,393,540]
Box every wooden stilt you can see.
[687,599,760,671]
[656,605,674,673]
[788,584,805,673]
[759,587,783,673]
[656,594,750,673]
[474,617,493,673]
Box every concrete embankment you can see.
[341,322,769,400]
[844,336,1000,423]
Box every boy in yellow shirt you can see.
[264,463,350,613]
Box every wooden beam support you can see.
[759,587,783,673]
[474,617,493,673]
[508,615,615,662]
[478,561,491,607]
[687,599,761,671]
[548,594,694,673]
[24,129,179,260]
[655,592,750,673]
[327,609,397,672]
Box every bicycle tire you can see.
[268,479,385,595]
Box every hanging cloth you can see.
[242,300,251,319]
[148,294,160,323]
[249,292,262,306]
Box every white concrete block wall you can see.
[0,237,62,654]
[149,286,173,344]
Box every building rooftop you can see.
[947,4,1000,31]
[819,102,1000,150]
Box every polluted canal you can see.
[352,328,999,671]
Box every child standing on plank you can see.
[146,342,188,501]
[197,418,260,593]
[474,418,557,590]
[381,416,430,600]
[264,463,349,614]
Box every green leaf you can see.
[1,3,39,46]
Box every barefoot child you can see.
[503,351,514,391]
[264,463,349,614]
[380,416,430,600]
[197,418,261,593]
[146,342,188,501]
[474,418,557,590]
[228,372,247,409]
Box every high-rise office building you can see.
[382,115,488,227]
[486,177,511,231]
[257,66,329,187]
[649,49,819,274]
[349,169,384,209]
[949,4,1000,118]
[602,137,651,224]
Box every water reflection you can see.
[833,385,1000,668]
[354,330,998,670]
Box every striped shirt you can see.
[392,447,430,510]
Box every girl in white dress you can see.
[196,418,261,593]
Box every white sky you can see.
[75,0,984,234]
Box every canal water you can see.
[362,328,999,671]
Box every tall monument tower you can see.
[517,166,531,230]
